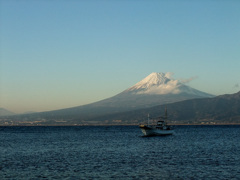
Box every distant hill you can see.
[22,111,37,115]
[88,91,240,125]
[0,108,16,117]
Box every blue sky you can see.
[0,0,240,113]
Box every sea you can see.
[0,125,240,180]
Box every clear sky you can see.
[0,0,240,113]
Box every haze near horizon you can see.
[0,0,239,113]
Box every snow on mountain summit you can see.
[126,72,182,95]
[124,72,213,97]
[134,72,172,87]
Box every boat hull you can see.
[140,125,174,136]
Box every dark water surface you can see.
[1,126,240,179]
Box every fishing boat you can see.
[139,108,174,136]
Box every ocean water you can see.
[0,125,240,180]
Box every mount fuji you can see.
[9,72,214,123]
[92,72,214,109]
[38,72,213,118]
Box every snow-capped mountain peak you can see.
[135,72,170,87]
[124,72,213,98]
[126,72,181,95]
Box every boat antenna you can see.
[165,106,168,119]
[148,113,150,126]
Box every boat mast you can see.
[165,107,168,119]
[148,113,150,126]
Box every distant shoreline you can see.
[1,123,240,127]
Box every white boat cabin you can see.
[156,120,170,130]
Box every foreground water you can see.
[0,125,240,179]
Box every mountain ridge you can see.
[87,91,240,125]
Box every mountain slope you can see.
[91,91,240,124]
[0,108,16,116]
